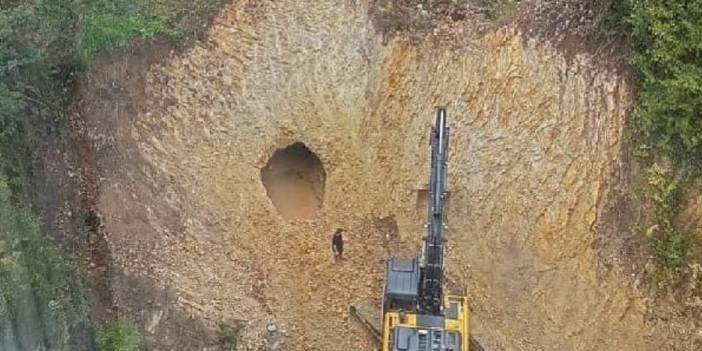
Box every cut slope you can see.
[84,1,657,350]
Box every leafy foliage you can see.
[645,163,690,271]
[625,0,702,169]
[98,318,142,351]
[0,0,227,349]
[603,0,702,273]
[0,0,226,349]
[0,3,65,188]
[0,0,188,188]
[0,177,87,350]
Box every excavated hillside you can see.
[75,0,668,350]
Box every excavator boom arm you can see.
[352,107,479,351]
[419,107,450,314]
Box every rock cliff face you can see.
[81,0,660,350]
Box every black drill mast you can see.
[419,107,449,315]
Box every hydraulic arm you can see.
[350,108,481,351]
[419,107,449,315]
[377,108,472,351]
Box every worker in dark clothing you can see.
[332,228,344,261]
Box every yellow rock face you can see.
[94,1,651,350]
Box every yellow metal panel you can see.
[443,294,470,351]
[382,313,394,351]
[406,313,417,326]
[462,296,470,351]
[383,295,471,351]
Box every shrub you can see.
[627,0,702,170]
[218,319,246,350]
[645,163,690,271]
[0,0,186,187]
[0,0,225,349]
[0,177,86,349]
[98,318,142,351]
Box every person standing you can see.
[332,228,344,261]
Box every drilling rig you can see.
[352,108,480,351]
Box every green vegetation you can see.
[0,1,188,345]
[621,1,702,170]
[80,10,181,61]
[0,177,87,350]
[98,318,142,351]
[1,0,226,349]
[644,164,690,272]
[604,1,702,273]
[217,319,246,350]
[480,0,521,20]
[0,0,224,189]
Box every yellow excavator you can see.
[352,108,482,351]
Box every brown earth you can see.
[59,0,701,350]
